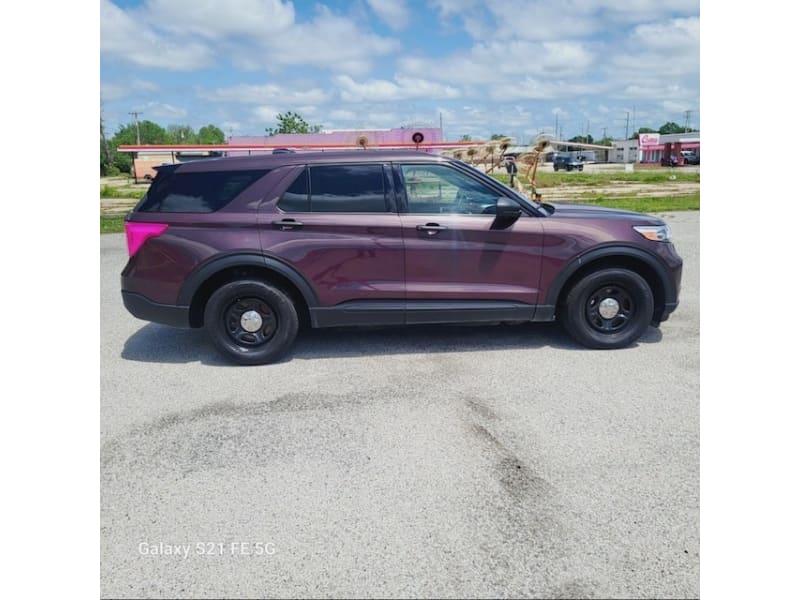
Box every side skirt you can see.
[310,300,550,328]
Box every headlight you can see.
[633,224,672,242]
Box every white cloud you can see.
[135,102,188,120]
[100,0,214,71]
[253,105,283,123]
[145,0,295,39]
[101,79,158,101]
[366,0,409,30]
[260,6,399,76]
[398,39,595,87]
[101,1,397,76]
[631,16,700,51]
[201,83,330,106]
[335,75,461,102]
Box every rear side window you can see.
[137,169,268,213]
[278,168,310,212]
[278,164,390,213]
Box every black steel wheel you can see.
[205,280,298,365]
[561,268,654,349]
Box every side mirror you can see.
[492,197,521,229]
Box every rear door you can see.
[395,162,545,312]
[259,162,404,309]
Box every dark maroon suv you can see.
[121,150,682,364]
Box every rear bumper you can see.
[122,291,191,328]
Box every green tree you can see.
[490,133,506,140]
[568,135,594,144]
[266,111,321,135]
[100,112,114,176]
[197,124,226,144]
[658,122,684,135]
[459,134,472,142]
[630,127,658,140]
[166,124,197,144]
[110,120,168,173]
[596,136,614,146]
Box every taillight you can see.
[125,222,169,257]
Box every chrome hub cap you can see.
[240,310,263,333]
[598,298,621,319]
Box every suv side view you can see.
[552,155,584,171]
[121,151,682,364]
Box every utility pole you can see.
[128,111,143,145]
[602,127,608,140]
[554,113,559,140]
[624,111,630,140]
[632,106,636,135]
[684,109,693,132]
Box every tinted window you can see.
[278,168,310,212]
[309,165,387,213]
[138,169,268,213]
[400,164,498,215]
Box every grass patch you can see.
[101,184,143,199]
[101,216,125,234]
[492,170,698,187]
[533,170,699,187]
[558,192,700,213]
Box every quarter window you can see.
[138,169,268,213]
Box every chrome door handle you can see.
[416,223,448,236]
[272,219,304,230]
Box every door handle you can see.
[272,218,304,231]
[416,223,448,236]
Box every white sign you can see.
[639,133,660,146]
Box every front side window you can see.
[399,164,499,215]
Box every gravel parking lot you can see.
[101,211,699,599]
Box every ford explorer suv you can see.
[121,150,682,365]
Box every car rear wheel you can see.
[561,268,654,349]
[204,279,299,365]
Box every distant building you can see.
[639,132,700,164]
[610,139,640,164]
[228,127,444,155]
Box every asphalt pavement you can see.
[101,211,699,599]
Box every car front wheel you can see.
[561,268,654,349]
[204,279,299,365]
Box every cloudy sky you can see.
[100,0,700,142]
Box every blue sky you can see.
[100,0,700,142]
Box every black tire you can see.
[566,165,573,171]
[204,279,299,365]
[561,268,654,349]
[578,165,584,171]
[553,165,559,172]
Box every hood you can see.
[544,202,664,225]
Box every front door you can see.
[395,163,544,312]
